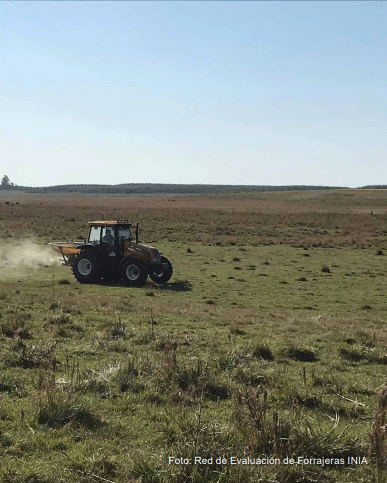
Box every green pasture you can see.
[1,238,387,482]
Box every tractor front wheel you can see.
[121,258,148,287]
[72,251,102,284]
[149,256,173,284]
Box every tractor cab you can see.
[87,220,133,258]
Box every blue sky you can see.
[1,1,386,188]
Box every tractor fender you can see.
[76,244,106,257]
[119,255,141,270]
[76,243,98,251]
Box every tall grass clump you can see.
[370,386,387,470]
[286,345,318,362]
[1,311,32,339]
[252,343,274,361]
[34,370,102,430]
[233,388,366,462]
[159,399,236,483]
[6,341,56,369]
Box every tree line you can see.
[4,175,384,193]
[20,183,347,195]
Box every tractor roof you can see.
[88,220,131,227]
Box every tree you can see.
[1,175,10,188]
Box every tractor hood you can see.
[124,241,161,263]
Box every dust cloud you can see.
[0,240,61,269]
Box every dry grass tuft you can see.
[370,386,387,470]
[252,343,274,361]
[286,346,318,362]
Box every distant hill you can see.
[17,183,348,195]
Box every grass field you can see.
[1,189,387,482]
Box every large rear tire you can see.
[72,251,102,284]
[121,258,148,287]
[149,256,173,284]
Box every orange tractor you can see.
[50,220,173,286]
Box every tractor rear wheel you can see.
[121,258,148,286]
[72,251,102,284]
[149,256,173,284]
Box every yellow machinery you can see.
[50,220,172,286]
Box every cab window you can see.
[88,227,101,244]
[117,226,132,242]
[101,227,115,246]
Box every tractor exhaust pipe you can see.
[135,223,139,244]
